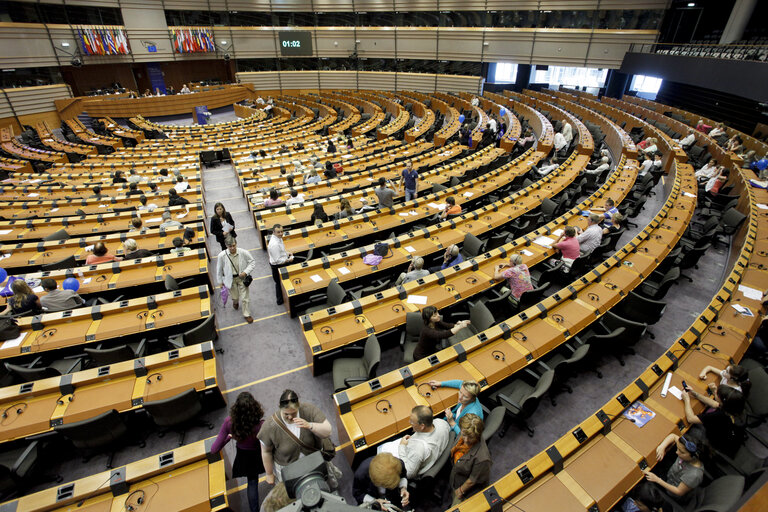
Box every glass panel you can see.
[0,67,62,88]
[630,74,663,94]
[493,62,518,83]
[534,66,608,88]
[229,11,273,26]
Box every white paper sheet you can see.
[82,277,92,285]
[731,304,754,317]
[757,203,768,210]
[310,274,323,283]
[522,249,534,257]
[145,217,162,223]
[533,236,554,248]
[337,267,351,275]
[399,212,409,217]
[28,193,39,197]
[553,229,564,237]
[683,192,696,198]
[404,246,416,253]
[32,286,43,293]
[738,284,764,301]
[0,230,11,235]
[1,331,27,349]
[50,208,59,213]
[85,245,94,251]
[667,386,683,400]
[406,294,428,305]
[463,192,474,198]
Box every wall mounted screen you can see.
[278,31,313,56]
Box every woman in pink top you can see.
[263,188,284,208]
[554,226,580,268]
[494,254,533,300]
[85,242,123,265]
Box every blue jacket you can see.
[442,379,484,435]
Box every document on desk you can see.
[521,249,534,257]
[404,246,416,253]
[337,267,351,276]
[683,192,696,198]
[623,402,656,428]
[145,217,162,224]
[399,212,410,217]
[310,274,323,283]
[738,285,763,301]
[1,332,27,350]
[533,236,554,248]
[756,203,768,210]
[406,295,428,305]
[427,203,447,210]
[0,230,11,235]
[667,386,683,400]
[731,304,754,317]
[552,229,564,237]
[463,192,474,198]
[82,277,92,285]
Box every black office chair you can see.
[460,233,485,260]
[614,291,666,339]
[659,474,744,512]
[40,228,69,242]
[85,339,147,367]
[481,406,506,445]
[0,441,60,500]
[331,334,381,393]
[142,388,213,446]
[400,312,422,364]
[515,281,551,312]
[54,409,137,469]
[742,360,768,427]
[5,356,83,384]
[167,315,219,350]
[41,255,77,272]
[446,301,496,346]
[637,266,681,300]
[541,341,591,406]
[299,279,351,316]
[491,369,555,437]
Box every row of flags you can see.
[77,26,130,55]
[170,27,215,53]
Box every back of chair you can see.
[42,229,69,242]
[4,363,60,383]
[41,255,77,272]
[85,345,136,367]
[518,282,550,310]
[404,312,422,342]
[164,275,179,291]
[469,302,496,333]
[183,315,218,345]
[462,233,484,259]
[720,207,746,235]
[143,388,202,427]
[327,279,347,307]
[54,409,127,449]
[695,475,745,512]
[362,335,381,378]
[482,407,506,443]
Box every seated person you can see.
[395,257,430,286]
[677,130,696,149]
[682,384,746,458]
[375,178,396,209]
[168,189,189,207]
[304,169,322,185]
[591,198,619,228]
[642,426,707,502]
[413,306,471,361]
[617,482,665,512]
[263,189,284,208]
[324,161,337,179]
[1,280,42,316]
[159,211,184,231]
[586,156,609,175]
[170,236,190,254]
[40,278,84,312]
[128,217,144,233]
[86,242,123,265]
[535,157,559,177]
[699,364,751,394]
[285,189,305,207]
[174,176,190,192]
[704,168,728,197]
[639,156,654,176]
[603,213,625,235]
[439,196,462,220]
[709,123,726,139]
[261,483,295,512]
[89,185,103,199]
[122,239,153,259]
[353,453,410,508]
[448,414,491,505]
[137,195,158,212]
[695,119,712,134]
[493,254,533,301]
[112,170,127,184]
[429,244,463,273]
[588,149,611,168]
[425,379,483,434]
[553,226,580,268]
[576,214,603,255]
[694,160,719,182]
[310,204,329,224]
[334,198,356,220]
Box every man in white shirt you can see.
[678,130,696,149]
[216,236,256,323]
[535,158,559,177]
[268,224,294,305]
[639,157,654,176]
[553,131,567,155]
[180,84,191,94]
[586,156,610,175]
[488,117,498,135]
[173,175,190,193]
[695,161,719,181]
[470,97,479,107]
[285,189,305,206]
[576,214,603,255]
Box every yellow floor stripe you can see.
[219,311,287,332]
[223,363,311,394]
[213,275,270,289]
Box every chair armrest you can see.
[497,393,522,414]
[524,368,541,380]
[344,376,368,388]
[63,357,84,374]
[451,311,470,321]
[27,356,44,368]
[135,338,148,357]
[399,330,406,349]
[746,428,768,449]
[167,334,185,349]
[12,440,39,475]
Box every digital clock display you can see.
[278,31,313,56]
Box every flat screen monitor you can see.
[278,31,313,56]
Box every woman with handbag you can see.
[258,389,339,487]
[210,392,265,512]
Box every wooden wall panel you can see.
[437,29,485,63]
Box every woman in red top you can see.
[85,242,123,265]
[554,226,580,268]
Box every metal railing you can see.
[629,41,768,62]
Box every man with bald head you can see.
[395,257,430,286]
[430,244,463,273]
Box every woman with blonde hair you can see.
[449,414,491,505]
[426,379,483,434]
[1,280,42,316]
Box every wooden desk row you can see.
[0,203,203,242]
[0,156,33,174]
[501,92,555,154]
[509,93,592,157]
[1,223,206,271]
[456,166,766,512]
[0,249,208,308]
[34,122,96,159]
[0,188,202,219]
[50,155,199,175]
[278,147,552,307]
[63,119,123,150]
[229,133,366,165]
[0,175,202,201]
[0,340,221,444]
[98,117,144,144]
[249,142,469,237]
[0,438,229,512]
[478,92,523,153]
[0,285,212,360]
[334,156,694,462]
[298,151,600,369]
[1,139,67,165]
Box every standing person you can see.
[401,162,419,202]
[493,253,533,301]
[217,236,256,323]
[448,414,491,505]
[210,202,237,251]
[258,390,333,484]
[413,306,471,362]
[375,178,396,209]
[268,224,294,306]
[211,393,265,512]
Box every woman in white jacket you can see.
[217,235,256,323]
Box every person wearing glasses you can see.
[258,389,332,485]
[642,426,707,501]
